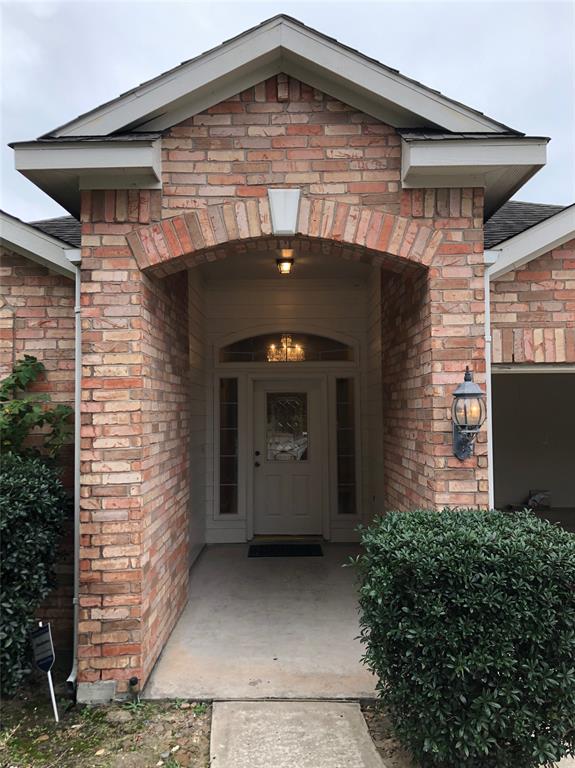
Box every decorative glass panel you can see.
[219,378,238,515]
[336,379,356,515]
[220,333,353,363]
[266,393,308,461]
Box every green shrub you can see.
[0,453,69,695]
[356,509,575,768]
[0,355,72,458]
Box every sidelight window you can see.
[219,378,238,515]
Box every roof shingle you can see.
[29,215,81,247]
[484,201,567,249]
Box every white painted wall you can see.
[188,269,207,563]
[492,373,575,509]
[202,275,374,543]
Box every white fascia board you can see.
[402,138,547,182]
[278,23,504,133]
[50,17,508,138]
[487,204,575,280]
[402,137,547,216]
[0,213,78,278]
[15,140,161,180]
[53,20,286,137]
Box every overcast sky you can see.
[1,0,573,221]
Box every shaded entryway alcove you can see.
[492,372,575,531]
[143,231,430,699]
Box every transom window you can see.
[220,333,353,363]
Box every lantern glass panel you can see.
[452,395,485,427]
[452,398,467,425]
[466,397,483,426]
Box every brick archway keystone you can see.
[126,198,442,275]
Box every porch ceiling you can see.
[198,240,373,281]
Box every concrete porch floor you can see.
[145,543,377,700]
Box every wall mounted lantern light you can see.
[276,248,294,275]
[451,366,486,460]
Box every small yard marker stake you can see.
[31,621,59,723]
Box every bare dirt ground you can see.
[362,704,416,768]
[0,671,210,768]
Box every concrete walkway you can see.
[210,702,575,768]
[210,701,385,768]
[146,544,376,700]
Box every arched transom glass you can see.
[220,333,353,363]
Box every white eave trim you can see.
[12,139,162,215]
[0,212,79,278]
[403,137,547,170]
[487,204,575,280]
[14,140,162,182]
[48,17,509,138]
[402,137,548,215]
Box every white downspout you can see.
[484,250,499,510]
[67,260,81,689]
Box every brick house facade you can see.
[491,238,575,364]
[3,16,573,700]
[0,243,75,648]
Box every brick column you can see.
[78,190,191,698]
[381,188,488,510]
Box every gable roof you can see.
[43,15,519,138]
[11,15,548,219]
[487,202,575,280]
[484,201,567,249]
[0,210,79,278]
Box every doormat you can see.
[248,543,323,558]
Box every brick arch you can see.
[126,198,443,276]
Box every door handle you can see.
[254,461,261,467]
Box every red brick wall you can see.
[491,237,575,363]
[381,266,432,508]
[0,247,75,404]
[140,272,190,679]
[0,246,75,648]
[162,74,402,217]
[381,188,488,510]
[78,190,190,692]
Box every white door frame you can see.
[210,366,363,542]
[209,328,363,541]
[247,372,330,540]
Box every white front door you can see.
[253,379,324,536]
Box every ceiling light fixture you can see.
[276,248,294,275]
